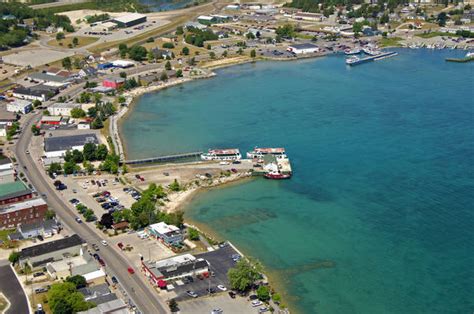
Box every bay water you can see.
[121,49,474,313]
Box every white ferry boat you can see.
[246,147,287,159]
[344,48,361,55]
[201,149,242,161]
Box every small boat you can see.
[344,48,361,55]
[264,171,291,180]
[247,147,287,159]
[466,51,474,58]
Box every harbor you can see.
[346,50,398,66]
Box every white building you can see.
[111,60,135,68]
[48,103,81,116]
[287,43,319,54]
[44,133,99,158]
[77,121,91,130]
[7,99,32,114]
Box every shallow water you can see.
[122,49,474,313]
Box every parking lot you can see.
[178,293,258,314]
[172,245,240,302]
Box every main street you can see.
[15,116,168,313]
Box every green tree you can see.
[206,44,211,50]
[227,259,261,291]
[32,100,42,108]
[119,72,127,78]
[222,50,228,58]
[70,107,86,118]
[165,61,172,71]
[48,162,62,176]
[246,32,255,39]
[437,12,447,26]
[128,45,147,61]
[72,37,79,46]
[48,282,94,313]
[83,209,95,222]
[169,179,182,192]
[237,48,243,55]
[187,227,199,240]
[62,57,72,70]
[71,149,84,163]
[45,209,56,220]
[163,42,174,49]
[63,161,79,174]
[8,251,20,264]
[82,142,97,161]
[56,32,65,41]
[257,285,270,301]
[118,43,128,58]
[160,72,168,81]
[31,124,41,136]
[250,49,256,58]
[73,58,81,69]
[92,116,103,129]
[275,24,295,38]
[99,154,119,173]
[209,51,216,59]
[176,26,184,35]
[176,69,183,78]
[169,299,179,312]
[66,275,87,289]
[95,144,108,160]
[182,46,190,55]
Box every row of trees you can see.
[184,27,218,47]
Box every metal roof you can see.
[44,133,99,152]
[113,13,146,24]
[19,234,84,259]
[0,181,31,201]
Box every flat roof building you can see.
[113,13,147,28]
[142,254,209,284]
[287,43,319,54]
[44,133,99,158]
[0,198,48,230]
[48,103,81,116]
[7,99,33,114]
[147,222,183,247]
[0,181,33,205]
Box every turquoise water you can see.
[122,49,474,313]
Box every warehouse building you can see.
[44,133,99,158]
[287,43,319,54]
[48,103,81,116]
[113,13,147,28]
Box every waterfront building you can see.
[102,77,125,89]
[142,254,209,284]
[147,222,183,246]
[44,133,99,158]
[287,43,319,54]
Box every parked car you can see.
[92,244,99,251]
[33,272,44,278]
[186,290,198,298]
[259,307,269,313]
[206,288,216,294]
[127,267,135,274]
[111,276,118,285]
[98,258,105,266]
[252,300,263,307]
[217,285,227,291]
[101,240,108,246]
[117,242,124,250]
[75,217,82,223]
[211,309,223,314]
[228,291,236,299]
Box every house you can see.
[142,254,209,284]
[0,181,33,205]
[48,103,81,116]
[78,283,111,301]
[0,198,48,230]
[15,219,59,239]
[102,77,125,89]
[78,67,98,78]
[287,43,319,54]
[0,158,14,183]
[150,48,173,60]
[7,99,33,114]
[147,222,183,246]
[77,299,128,314]
[44,133,99,158]
[113,13,147,28]
[0,110,17,127]
[18,234,85,269]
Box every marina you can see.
[346,51,398,66]
[446,51,474,63]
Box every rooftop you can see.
[77,299,127,314]
[41,116,62,122]
[149,222,180,236]
[49,103,80,109]
[44,133,99,152]
[113,13,146,24]
[0,181,31,201]
[0,198,46,215]
[289,43,318,49]
[28,72,69,84]
[20,234,84,259]
[18,219,59,234]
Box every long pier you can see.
[124,152,203,165]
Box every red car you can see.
[98,258,105,267]
[117,242,124,250]
[127,267,135,274]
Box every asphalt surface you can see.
[174,245,238,302]
[0,260,29,314]
[15,112,168,314]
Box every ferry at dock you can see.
[344,48,361,55]
[201,149,242,161]
[346,51,397,66]
[247,147,287,159]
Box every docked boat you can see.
[247,147,287,159]
[264,171,291,180]
[362,47,380,56]
[344,48,361,55]
[201,149,242,161]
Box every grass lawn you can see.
[416,31,453,38]
[0,229,15,242]
[380,37,403,47]
[47,36,99,49]
[141,35,208,58]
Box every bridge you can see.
[123,152,203,165]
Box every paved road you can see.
[15,113,169,314]
[0,260,29,314]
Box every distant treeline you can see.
[35,0,149,14]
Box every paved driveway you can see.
[0,260,29,314]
